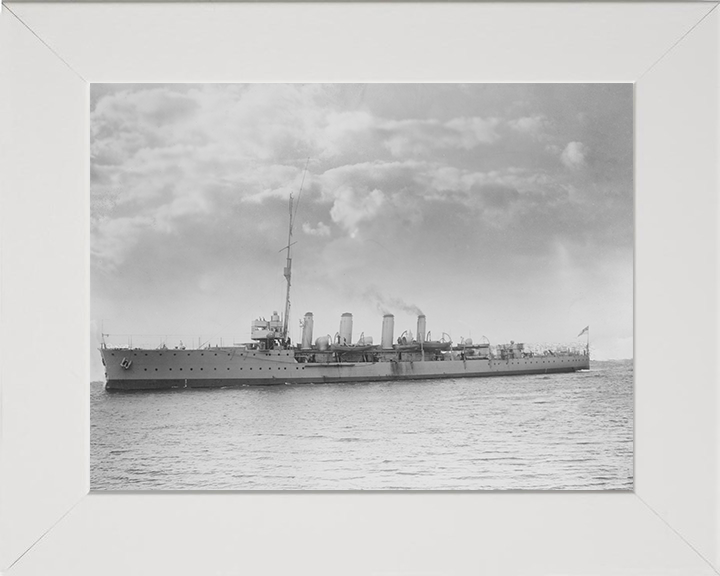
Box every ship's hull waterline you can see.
[101,347,589,391]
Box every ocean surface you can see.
[91,360,633,490]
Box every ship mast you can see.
[282,193,293,341]
[281,159,309,342]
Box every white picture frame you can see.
[1,2,718,574]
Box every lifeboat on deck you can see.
[421,340,452,351]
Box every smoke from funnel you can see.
[363,286,423,317]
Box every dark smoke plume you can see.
[363,286,423,317]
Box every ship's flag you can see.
[577,326,589,337]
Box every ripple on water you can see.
[90,360,634,490]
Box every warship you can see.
[100,190,590,391]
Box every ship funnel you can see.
[381,314,394,349]
[339,313,353,345]
[417,315,426,344]
[301,312,314,349]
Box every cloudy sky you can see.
[90,83,633,380]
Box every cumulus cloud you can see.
[382,117,500,157]
[508,114,549,135]
[92,86,506,269]
[425,165,550,196]
[329,186,386,238]
[302,221,331,237]
[561,141,589,169]
[90,85,629,276]
[91,215,156,270]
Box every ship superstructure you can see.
[100,181,589,391]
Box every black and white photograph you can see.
[91,83,633,490]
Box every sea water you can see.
[90,359,633,490]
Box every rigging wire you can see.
[292,157,310,231]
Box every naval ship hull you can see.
[102,347,589,391]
